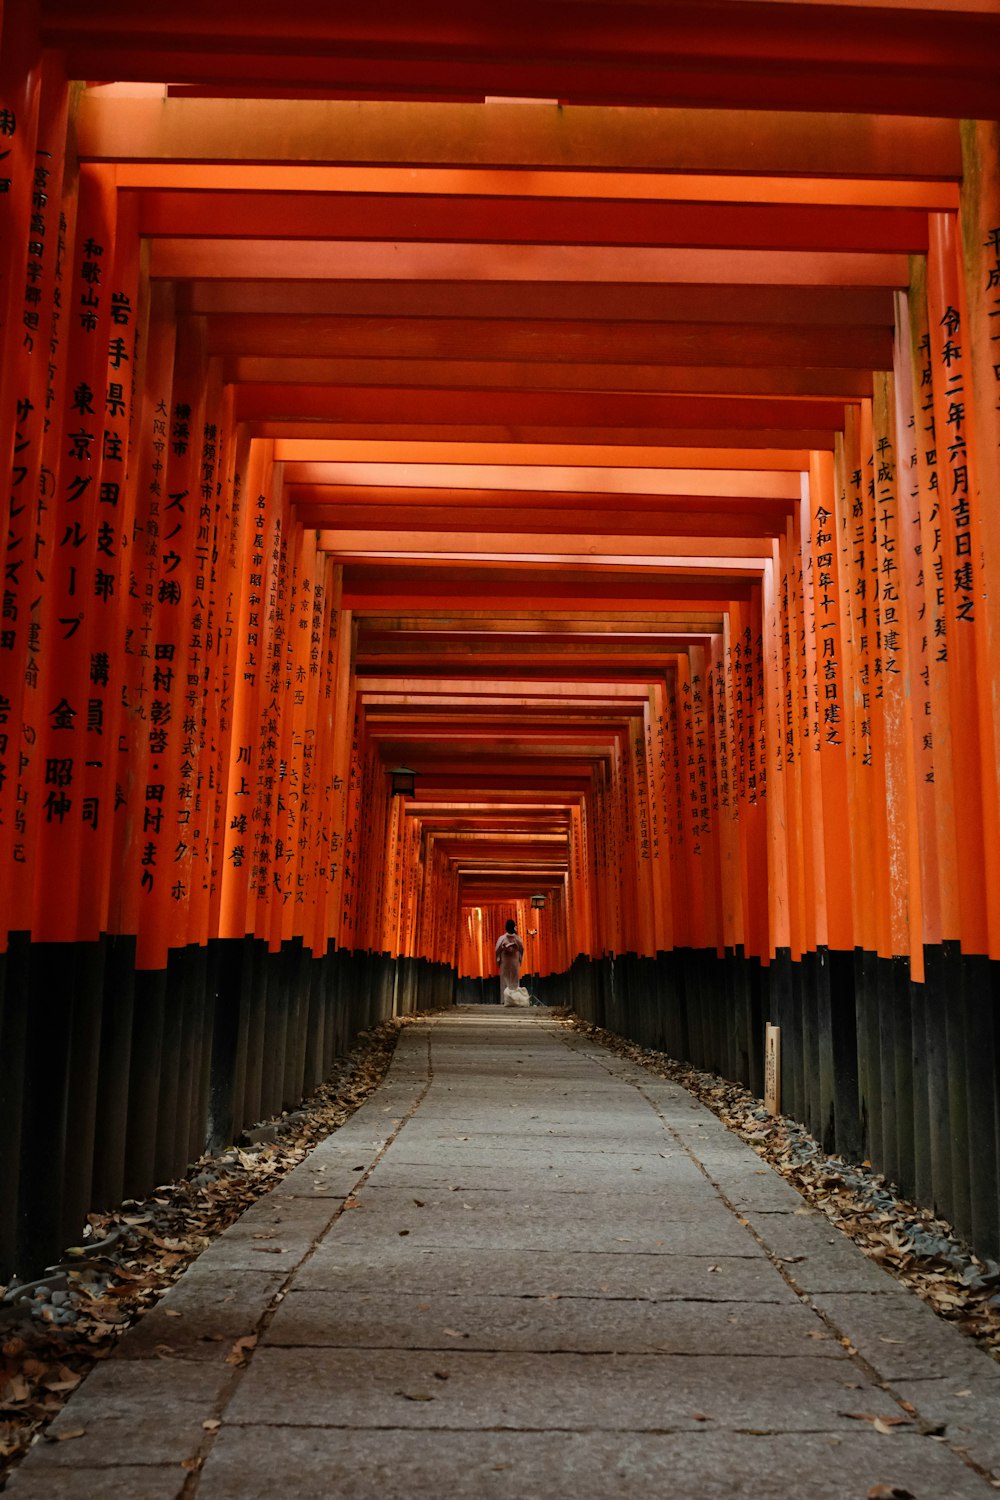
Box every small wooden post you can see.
[765,1023,781,1116]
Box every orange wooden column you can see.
[109,282,175,953]
[870,375,922,966]
[905,257,955,958]
[808,450,854,957]
[711,621,743,954]
[924,214,989,956]
[569,799,594,959]
[130,315,211,963]
[0,57,70,941]
[690,639,723,953]
[31,161,118,946]
[787,481,825,964]
[660,667,691,949]
[892,290,938,977]
[761,549,792,961]
[642,687,671,955]
[84,188,145,946]
[218,437,273,948]
[959,123,1000,957]
[0,1,44,614]
[302,557,344,957]
[318,608,355,953]
[263,517,314,949]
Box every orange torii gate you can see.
[1,1,1000,1283]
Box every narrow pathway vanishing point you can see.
[9,1009,1000,1499]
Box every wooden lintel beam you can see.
[111,165,963,212]
[297,504,789,540]
[74,96,962,176]
[230,357,875,400]
[219,321,888,373]
[355,614,720,631]
[151,239,910,288]
[190,281,897,326]
[321,528,775,559]
[135,190,930,254]
[271,440,810,469]
[282,463,803,499]
[291,486,798,511]
[264,422,834,449]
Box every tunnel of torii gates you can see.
[1,0,1000,1283]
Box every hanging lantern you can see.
[531,893,547,910]
[388,765,417,799]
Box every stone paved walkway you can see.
[8,1009,1000,1498]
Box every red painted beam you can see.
[295,503,789,539]
[290,486,794,514]
[217,319,889,370]
[186,280,897,325]
[235,388,848,429]
[135,191,931,253]
[230,358,875,400]
[261,422,837,449]
[45,3,1000,117]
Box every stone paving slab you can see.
[188,1199,337,1274]
[264,1288,842,1357]
[892,1376,1000,1475]
[395,1127,673,1154]
[362,1154,706,1193]
[307,1193,760,1256]
[7,1466,186,1499]
[373,1141,691,1169]
[810,1292,1000,1385]
[192,1426,992,1500]
[114,1268,286,1361]
[14,1360,233,1471]
[696,1160,808,1212]
[291,1245,797,1300]
[223,1346,906,1433]
[10,1008,1000,1498]
[735,1205,903,1295]
[266,1166,365,1199]
[353,1181,747,1222]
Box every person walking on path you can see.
[495,918,527,1006]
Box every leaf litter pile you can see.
[570,1017,1000,1361]
[0,1018,407,1487]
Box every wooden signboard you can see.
[765,1024,781,1116]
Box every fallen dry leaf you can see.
[395,1390,434,1402]
[224,1334,259,1368]
[47,1426,85,1443]
[841,1413,911,1430]
[202,1419,221,1431]
[867,1487,915,1499]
